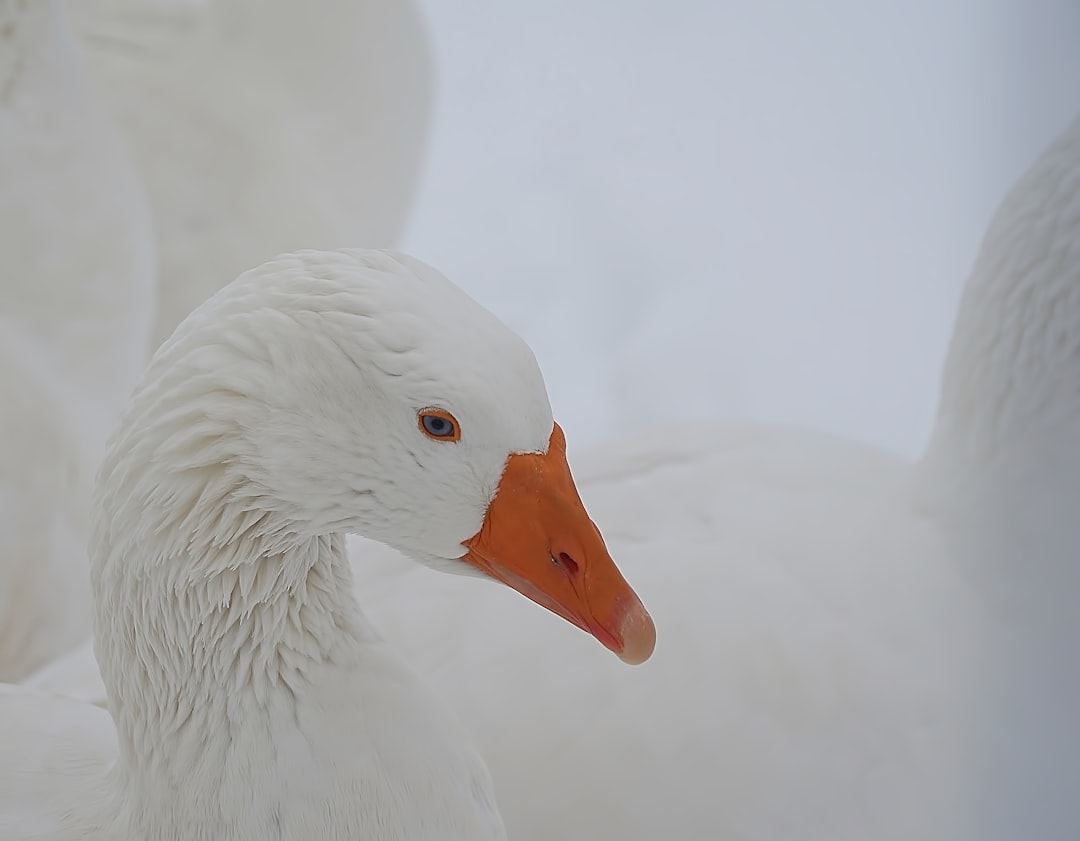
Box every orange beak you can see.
[461,423,656,665]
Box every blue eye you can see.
[418,409,461,441]
[423,415,452,436]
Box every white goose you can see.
[0,0,154,680]
[0,250,654,839]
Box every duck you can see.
[0,0,154,680]
[0,249,655,840]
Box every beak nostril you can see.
[554,551,580,577]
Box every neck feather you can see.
[88,429,377,813]
[87,471,501,841]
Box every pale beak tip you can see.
[613,599,656,665]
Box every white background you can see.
[401,0,1080,459]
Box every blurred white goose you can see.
[335,116,1080,840]
[68,0,432,348]
[2,0,431,681]
[1,250,654,840]
[0,0,154,680]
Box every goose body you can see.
[343,427,977,840]
[22,425,983,839]
[2,631,508,840]
[339,116,1080,839]
[1,250,653,839]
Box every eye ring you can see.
[418,408,461,442]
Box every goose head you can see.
[93,249,655,665]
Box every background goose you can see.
[0,249,653,840]
[0,0,154,680]
[1,0,432,680]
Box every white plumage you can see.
[6,2,1080,835]
[1,0,432,680]
[3,249,652,839]
[0,0,154,680]
[68,0,432,348]
[341,116,1080,840]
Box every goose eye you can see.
[418,408,461,442]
